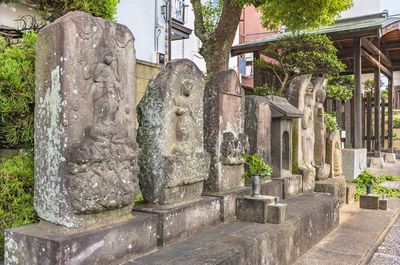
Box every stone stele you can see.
[326,130,343,178]
[245,95,272,167]
[137,59,210,204]
[204,69,249,192]
[34,11,140,228]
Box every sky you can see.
[382,0,400,16]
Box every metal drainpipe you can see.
[168,0,172,61]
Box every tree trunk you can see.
[191,0,242,78]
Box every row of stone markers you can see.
[4,12,344,265]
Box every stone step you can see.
[125,193,339,265]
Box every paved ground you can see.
[294,199,400,265]
[296,158,400,265]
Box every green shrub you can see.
[0,150,38,260]
[324,112,339,132]
[347,171,400,200]
[326,75,353,101]
[0,31,37,148]
[394,118,400,129]
[3,0,120,21]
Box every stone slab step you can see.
[125,193,339,265]
[294,198,400,265]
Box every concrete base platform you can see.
[126,193,339,265]
[133,196,221,246]
[4,212,158,265]
[384,153,396,163]
[343,148,367,180]
[314,177,346,205]
[369,157,385,169]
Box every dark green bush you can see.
[324,112,339,132]
[0,31,36,148]
[0,150,38,260]
[394,117,400,129]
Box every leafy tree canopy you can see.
[256,34,346,94]
[326,75,354,101]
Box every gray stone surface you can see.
[236,195,274,223]
[276,174,303,199]
[315,163,331,181]
[133,196,221,246]
[245,96,272,166]
[313,88,327,166]
[204,70,248,192]
[137,59,210,204]
[369,157,385,169]
[34,11,139,228]
[4,212,158,265]
[342,148,367,180]
[267,203,287,224]
[346,183,356,204]
[314,177,346,205]
[381,181,400,189]
[326,130,343,178]
[384,153,396,163]
[127,193,338,265]
[203,186,252,223]
[261,179,284,198]
[379,199,388,210]
[360,194,380,210]
[298,166,316,192]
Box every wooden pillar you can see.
[367,92,372,151]
[388,76,394,152]
[345,100,352,148]
[336,100,342,129]
[327,99,332,114]
[373,43,381,155]
[253,51,262,87]
[353,37,363,148]
[362,97,366,148]
[381,97,385,149]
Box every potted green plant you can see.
[241,153,273,197]
[358,169,377,195]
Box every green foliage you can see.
[259,34,346,94]
[253,83,284,97]
[363,78,387,99]
[326,75,353,101]
[348,171,400,200]
[0,31,37,148]
[201,0,223,33]
[0,150,38,260]
[394,118,400,129]
[3,0,120,21]
[324,112,339,132]
[232,0,352,33]
[241,153,273,179]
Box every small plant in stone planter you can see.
[358,169,378,194]
[241,154,273,197]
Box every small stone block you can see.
[369,157,385,169]
[360,194,380,210]
[384,153,396,163]
[379,199,388,210]
[236,195,275,223]
[267,203,287,224]
[346,183,357,204]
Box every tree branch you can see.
[190,0,208,42]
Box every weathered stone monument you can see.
[135,59,220,246]
[204,69,249,192]
[313,86,331,180]
[137,59,210,204]
[326,130,343,178]
[4,12,158,264]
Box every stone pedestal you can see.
[360,194,380,210]
[346,183,357,204]
[204,70,248,192]
[236,195,275,223]
[314,177,346,205]
[379,199,388,210]
[384,153,396,163]
[298,166,316,192]
[133,197,220,246]
[273,174,303,199]
[315,164,331,181]
[369,157,385,169]
[261,179,284,198]
[342,148,367,180]
[267,203,288,224]
[4,213,158,265]
[137,59,210,204]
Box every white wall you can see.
[0,2,43,29]
[340,0,381,18]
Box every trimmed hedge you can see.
[0,150,38,260]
